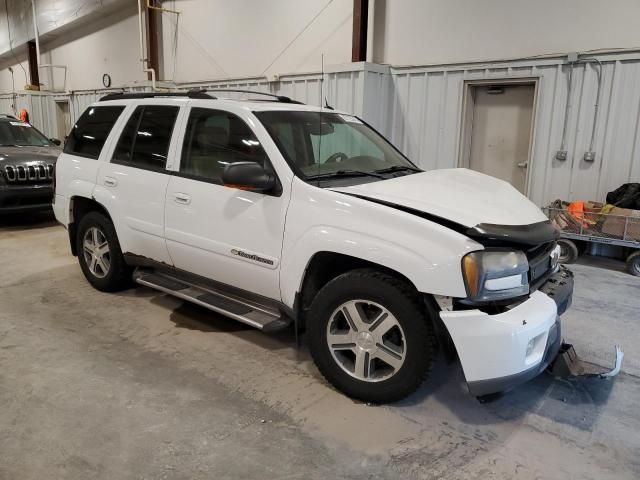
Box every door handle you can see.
[104,177,118,187]
[517,161,529,169]
[173,193,191,205]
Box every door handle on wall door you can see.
[104,177,118,187]
[173,193,191,205]
[517,162,529,169]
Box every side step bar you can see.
[133,270,290,332]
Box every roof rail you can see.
[99,91,215,102]
[188,88,304,105]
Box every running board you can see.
[133,270,290,332]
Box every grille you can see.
[527,241,556,290]
[3,163,54,184]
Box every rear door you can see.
[56,104,126,208]
[94,102,184,264]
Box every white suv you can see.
[53,90,572,403]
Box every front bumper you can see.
[0,184,53,214]
[440,267,574,396]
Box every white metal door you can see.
[55,101,71,141]
[468,85,535,194]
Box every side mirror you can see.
[49,138,62,146]
[222,162,276,192]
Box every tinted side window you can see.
[64,106,125,159]
[112,105,179,170]
[180,108,268,182]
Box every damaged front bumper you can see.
[441,267,574,396]
[441,267,623,396]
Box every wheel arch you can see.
[67,195,114,256]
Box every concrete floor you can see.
[1,213,639,480]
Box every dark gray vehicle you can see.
[0,115,61,214]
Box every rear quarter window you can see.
[64,106,125,159]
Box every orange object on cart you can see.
[567,201,592,228]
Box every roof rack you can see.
[99,90,215,102]
[188,88,304,104]
[98,89,304,105]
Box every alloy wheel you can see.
[326,299,406,382]
[82,227,111,279]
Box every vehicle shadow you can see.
[0,211,57,231]
[120,285,619,426]
[398,354,617,430]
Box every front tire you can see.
[76,211,131,292]
[307,269,436,403]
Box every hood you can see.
[332,168,547,228]
[0,145,60,165]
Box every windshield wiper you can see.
[374,165,422,174]
[307,169,385,180]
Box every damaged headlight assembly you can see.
[462,250,529,302]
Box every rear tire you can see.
[76,211,132,292]
[626,251,640,277]
[558,239,579,264]
[307,268,436,403]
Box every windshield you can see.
[254,111,419,182]
[0,120,51,147]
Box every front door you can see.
[468,84,535,194]
[164,107,289,300]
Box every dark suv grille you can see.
[527,241,556,290]
[3,164,54,184]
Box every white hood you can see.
[332,168,547,228]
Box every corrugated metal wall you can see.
[0,87,149,138]
[2,55,639,206]
[381,52,640,206]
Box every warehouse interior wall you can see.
[0,1,639,208]
[159,0,352,82]
[4,1,640,91]
[0,2,143,92]
[372,0,640,66]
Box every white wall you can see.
[0,4,144,93]
[40,9,146,91]
[159,0,353,82]
[373,0,640,66]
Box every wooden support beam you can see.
[351,0,369,62]
[27,40,40,88]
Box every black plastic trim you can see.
[466,220,560,247]
[539,266,574,316]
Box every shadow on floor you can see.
[0,210,57,231]
[118,284,620,430]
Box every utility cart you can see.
[544,202,640,276]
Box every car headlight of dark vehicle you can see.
[462,250,529,302]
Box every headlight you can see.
[462,250,529,302]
